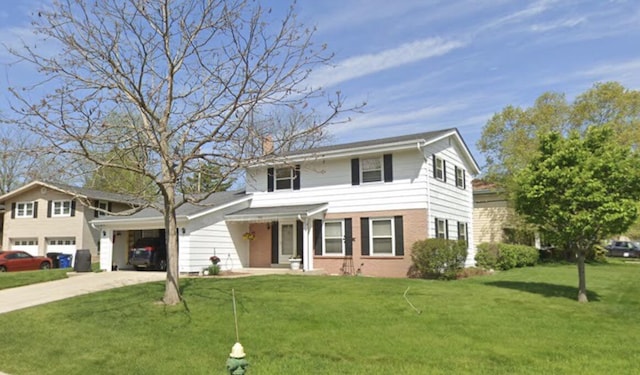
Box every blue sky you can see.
[2,0,640,171]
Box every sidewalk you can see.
[0,271,165,314]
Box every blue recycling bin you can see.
[58,254,73,268]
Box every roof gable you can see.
[0,180,142,204]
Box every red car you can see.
[0,251,52,272]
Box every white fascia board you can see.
[186,195,253,221]
[92,215,189,229]
[253,140,425,167]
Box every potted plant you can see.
[208,255,221,276]
[288,254,301,270]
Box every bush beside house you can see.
[476,242,538,270]
[410,238,468,280]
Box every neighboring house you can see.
[93,128,480,277]
[472,180,539,248]
[0,181,138,261]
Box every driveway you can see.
[0,271,165,314]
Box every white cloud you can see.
[577,59,640,88]
[530,17,586,32]
[308,37,467,89]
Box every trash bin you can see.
[46,252,62,269]
[74,249,92,272]
[58,254,73,269]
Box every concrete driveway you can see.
[0,271,165,314]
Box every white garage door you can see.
[11,239,39,256]
[47,238,77,256]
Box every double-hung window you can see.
[434,156,445,181]
[52,200,72,217]
[457,222,468,242]
[16,202,35,218]
[275,167,294,190]
[455,166,466,189]
[323,221,344,255]
[371,218,394,255]
[361,157,382,183]
[435,218,448,239]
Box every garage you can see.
[11,238,39,256]
[46,237,77,256]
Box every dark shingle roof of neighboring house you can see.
[0,180,142,204]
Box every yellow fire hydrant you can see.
[226,342,249,374]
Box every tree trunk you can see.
[162,185,181,305]
[576,251,588,303]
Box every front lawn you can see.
[1,263,639,374]
[0,268,69,290]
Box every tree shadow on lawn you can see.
[483,281,601,302]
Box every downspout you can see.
[417,142,431,237]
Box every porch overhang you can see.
[224,203,328,222]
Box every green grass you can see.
[1,263,639,374]
[0,268,70,290]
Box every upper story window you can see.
[52,200,72,217]
[276,167,294,190]
[434,156,446,181]
[455,166,466,189]
[16,202,35,218]
[98,201,108,217]
[361,157,382,183]
[267,165,300,192]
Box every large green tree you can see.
[514,126,640,302]
[8,0,359,305]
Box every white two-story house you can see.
[93,128,479,277]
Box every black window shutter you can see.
[455,166,459,186]
[296,220,303,262]
[394,216,404,256]
[434,218,439,238]
[70,200,76,217]
[313,220,323,256]
[445,219,449,239]
[351,158,360,185]
[465,223,469,244]
[463,170,466,189]
[443,160,447,182]
[271,221,278,263]
[108,202,112,212]
[11,202,15,219]
[33,202,38,218]
[432,155,437,178]
[94,200,99,218]
[383,154,393,182]
[47,201,52,218]
[360,217,370,256]
[344,218,353,256]
[293,164,301,190]
[267,167,274,192]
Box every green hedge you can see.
[410,238,468,280]
[476,242,539,270]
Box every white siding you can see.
[179,202,250,273]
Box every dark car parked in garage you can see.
[129,237,167,271]
[605,241,640,258]
[0,251,52,272]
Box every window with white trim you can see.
[457,222,468,242]
[323,221,344,255]
[434,157,445,181]
[370,218,394,255]
[275,167,294,190]
[16,202,34,218]
[455,166,466,189]
[435,218,447,239]
[52,200,72,217]
[361,157,382,183]
[98,201,108,217]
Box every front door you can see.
[279,223,295,264]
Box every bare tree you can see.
[7,0,357,305]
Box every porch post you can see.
[99,228,114,272]
[304,219,313,271]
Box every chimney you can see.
[262,135,273,155]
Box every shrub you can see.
[476,242,539,271]
[410,238,468,280]
[208,264,221,276]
